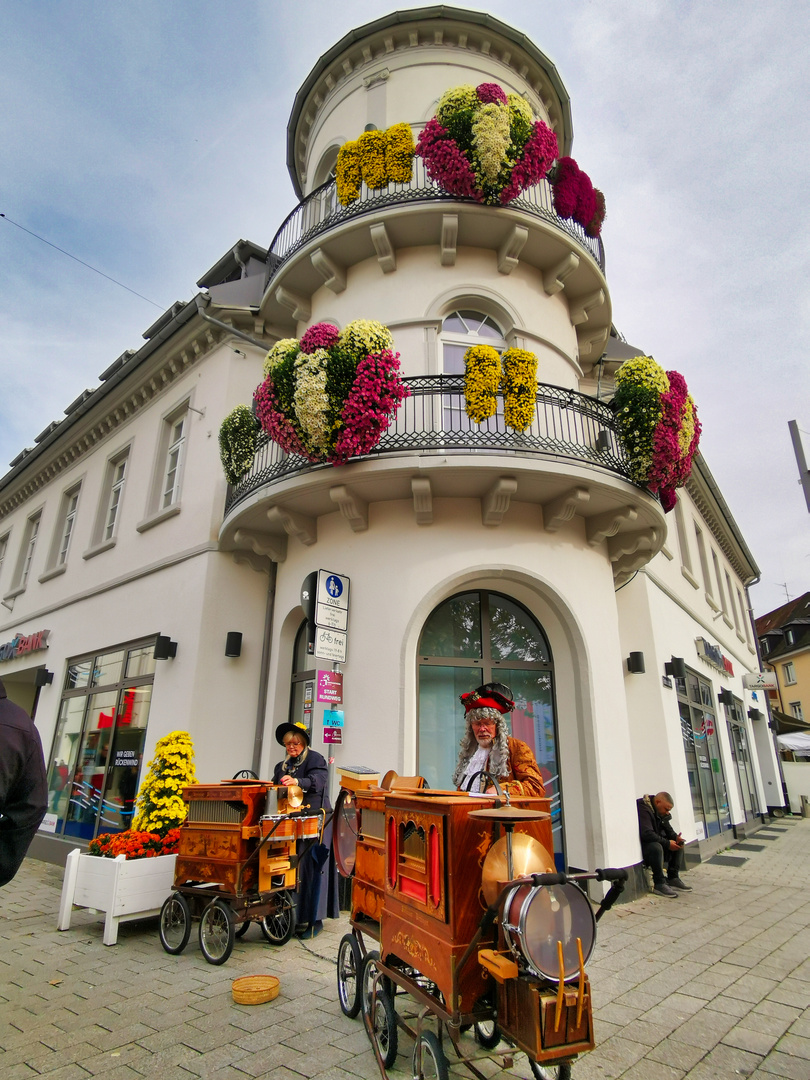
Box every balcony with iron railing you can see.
[220,377,665,579]
[264,159,604,288]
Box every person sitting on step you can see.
[637,791,692,898]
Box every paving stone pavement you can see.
[1,819,809,1080]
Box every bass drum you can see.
[332,787,359,877]
[502,881,596,982]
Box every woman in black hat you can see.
[272,722,336,936]
[272,722,328,810]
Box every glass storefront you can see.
[726,697,758,820]
[676,669,732,840]
[417,591,563,864]
[43,640,156,840]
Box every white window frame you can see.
[40,483,83,581]
[789,701,804,722]
[441,310,508,434]
[694,523,715,608]
[674,499,698,588]
[6,511,42,596]
[0,532,8,590]
[85,445,132,559]
[137,400,191,533]
[783,661,797,686]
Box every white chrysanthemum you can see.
[472,102,511,184]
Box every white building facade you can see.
[0,7,782,891]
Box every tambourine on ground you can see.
[156,777,326,965]
[332,776,628,1080]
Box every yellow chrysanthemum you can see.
[464,344,501,423]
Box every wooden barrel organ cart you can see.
[158,779,325,964]
[333,779,627,1080]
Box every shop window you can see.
[676,669,732,840]
[417,590,563,865]
[441,310,507,432]
[727,697,757,820]
[42,639,157,841]
[783,661,796,685]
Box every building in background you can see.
[0,7,782,887]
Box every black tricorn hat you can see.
[459,681,515,714]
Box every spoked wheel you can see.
[260,889,296,946]
[365,979,398,1069]
[234,919,251,939]
[198,899,235,965]
[529,1060,573,1080]
[159,893,191,954]
[413,1030,448,1080]
[361,950,393,1015]
[337,934,363,1018]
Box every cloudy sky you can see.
[1,0,808,617]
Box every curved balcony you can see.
[220,378,665,585]
[265,160,604,287]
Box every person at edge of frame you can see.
[0,677,48,887]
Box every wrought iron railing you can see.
[265,158,605,286]
[225,377,629,516]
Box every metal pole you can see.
[788,420,810,512]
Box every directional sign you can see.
[323,727,343,744]
[317,671,343,703]
[314,626,347,663]
[323,709,345,728]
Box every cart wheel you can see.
[474,1016,500,1050]
[199,899,235,965]
[159,893,191,955]
[366,982,398,1069]
[529,1061,573,1080]
[413,1030,447,1080]
[361,950,394,1015]
[234,919,251,939]
[337,934,363,1018]
[260,890,296,946]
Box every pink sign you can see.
[317,670,343,704]
[323,727,342,744]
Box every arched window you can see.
[417,590,563,862]
[440,310,506,431]
[289,620,316,737]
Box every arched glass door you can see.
[417,590,563,863]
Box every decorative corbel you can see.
[370,223,397,273]
[570,289,605,327]
[411,477,433,525]
[441,214,458,266]
[542,252,579,295]
[310,248,347,294]
[233,528,287,563]
[482,477,517,526]
[607,526,660,564]
[586,507,639,548]
[266,505,317,546]
[329,485,369,532]
[542,487,590,532]
[275,286,311,322]
[497,226,528,275]
[231,550,273,575]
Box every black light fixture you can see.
[153,635,178,660]
[748,707,763,722]
[35,668,54,687]
[664,656,686,679]
[595,430,611,453]
[718,688,734,707]
[225,632,243,658]
[626,652,645,674]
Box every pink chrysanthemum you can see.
[330,350,410,465]
[299,322,340,354]
[476,82,508,105]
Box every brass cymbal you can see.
[468,806,550,821]
[481,833,555,905]
[285,785,304,809]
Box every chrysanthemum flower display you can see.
[131,730,196,835]
[254,320,410,465]
[548,156,606,237]
[463,345,539,432]
[218,404,260,485]
[613,356,701,512]
[416,82,558,205]
[335,123,416,206]
[88,828,181,860]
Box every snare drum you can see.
[295,814,320,840]
[502,881,596,982]
[260,814,295,842]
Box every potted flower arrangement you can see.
[219,404,260,486]
[611,356,701,512]
[57,731,195,945]
[416,82,559,206]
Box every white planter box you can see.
[57,848,177,945]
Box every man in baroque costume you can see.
[452,682,545,797]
